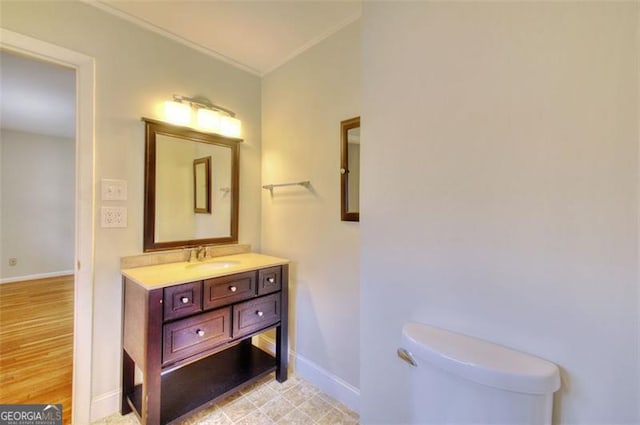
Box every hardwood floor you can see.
[0,275,74,424]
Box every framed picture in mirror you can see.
[193,156,211,214]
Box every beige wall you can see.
[0,1,261,418]
[262,20,361,407]
[361,2,638,424]
[0,129,75,280]
[155,137,232,242]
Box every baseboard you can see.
[90,388,121,422]
[253,334,276,352]
[254,335,360,414]
[0,270,74,284]
[253,334,291,370]
[294,351,361,414]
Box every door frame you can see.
[1,28,95,424]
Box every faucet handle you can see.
[188,247,198,262]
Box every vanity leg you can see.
[275,325,288,382]
[142,367,161,425]
[121,350,134,415]
[276,265,289,383]
[142,289,164,425]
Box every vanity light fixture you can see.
[163,94,242,138]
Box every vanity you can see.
[121,252,289,425]
[120,118,290,423]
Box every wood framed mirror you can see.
[143,118,241,252]
[341,116,360,222]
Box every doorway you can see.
[0,28,95,424]
[0,49,76,423]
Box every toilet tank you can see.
[400,322,561,425]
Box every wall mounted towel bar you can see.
[262,181,311,191]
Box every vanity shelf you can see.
[128,342,276,424]
[121,256,289,425]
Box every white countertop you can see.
[122,252,290,290]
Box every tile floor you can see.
[93,373,359,425]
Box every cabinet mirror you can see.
[341,116,360,222]
[143,118,240,252]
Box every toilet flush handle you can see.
[397,348,417,367]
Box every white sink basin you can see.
[185,260,240,271]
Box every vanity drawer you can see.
[163,308,232,365]
[257,266,281,295]
[233,293,280,338]
[163,281,202,321]
[204,271,256,310]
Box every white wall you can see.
[361,2,639,424]
[0,1,262,418]
[262,20,361,408]
[0,129,75,280]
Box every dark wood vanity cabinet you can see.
[121,264,289,425]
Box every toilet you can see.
[399,322,561,425]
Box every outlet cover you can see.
[101,179,128,201]
[101,206,127,228]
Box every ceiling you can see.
[94,0,362,76]
[0,2,361,139]
[0,51,76,139]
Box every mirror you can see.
[340,116,360,222]
[143,118,240,252]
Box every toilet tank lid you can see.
[401,322,561,395]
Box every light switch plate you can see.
[101,206,127,228]
[101,179,128,201]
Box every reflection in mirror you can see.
[193,156,211,214]
[341,117,360,222]
[143,118,240,252]
[347,127,360,212]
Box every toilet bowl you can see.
[399,322,561,425]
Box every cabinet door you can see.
[163,307,232,365]
[232,293,280,338]
[203,271,256,310]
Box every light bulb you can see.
[220,115,242,138]
[163,101,191,126]
[196,108,221,132]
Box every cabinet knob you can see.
[229,286,237,292]
[196,329,205,337]
[180,297,190,304]
[256,311,264,317]
[267,277,275,284]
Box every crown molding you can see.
[262,11,361,77]
[83,0,262,76]
[83,0,361,78]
